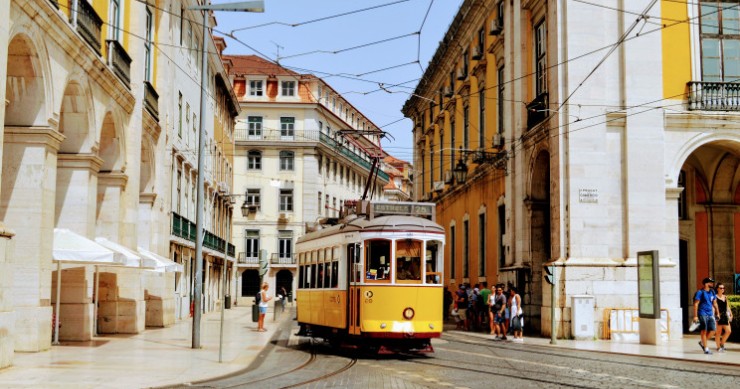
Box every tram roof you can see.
[297,215,444,243]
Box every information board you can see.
[637,250,661,319]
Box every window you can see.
[450,70,456,91]
[317,85,322,101]
[280,117,295,139]
[176,169,182,213]
[699,1,740,82]
[247,150,261,170]
[179,7,184,45]
[278,230,293,261]
[396,239,422,283]
[462,50,469,78]
[478,27,485,55]
[178,92,183,138]
[678,170,687,220]
[463,105,470,150]
[245,230,260,260]
[318,121,323,133]
[318,191,322,214]
[144,7,153,82]
[281,81,296,96]
[425,241,442,284]
[498,66,505,135]
[108,0,121,41]
[185,103,190,141]
[479,213,486,276]
[245,188,260,207]
[280,189,293,212]
[450,117,456,170]
[439,132,444,180]
[498,204,506,267]
[479,85,486,148]
[430,144,435,191]
[535,20,547,95]
[365,239,391,282]
[429,101,434,125]
[325,194,329,216]
[249,80,263,96]
[450,225,456,279]
[463,219,469,278]
[420,151,425,196]
[279,151,294,171]
[247,116,262,138]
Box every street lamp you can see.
[453,157,468,185]
[240,200,249,218]
[190,0,265,350]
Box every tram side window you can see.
[365,239,391,283]
[331,260,339,287]
[305,265,312,289]
[311,263,317,289]
[396,239,422,283]
[323,261,331,287]
[347,244,361,283]
[299,265,305,288]
[425,240,443,284]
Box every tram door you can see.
[347,243,361,335]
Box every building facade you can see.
[224,55,390,304]
[0,0,238,368]
[405,0,740,340]
[382,155,413,201]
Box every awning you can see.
[138,247,184,273]
[95,237,143,267]
[53,229,126,265]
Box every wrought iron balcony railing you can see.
[687,81,740,111]
[72,0,103,55]
[144,81,159,120]
[106,40,131,87]
[526,92,549,130]
[172,213,233,256]
[270,253,297,265]
[237,252,259,264]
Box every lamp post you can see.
[453,157,468,185]
[189,0,264,350]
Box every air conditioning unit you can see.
[444,86,453,97]
[472,46,483,60]
[490,19,503,36]
[433,181,444,192]
[444,170,454,184]
[493,133,504,147]
[456,68,466,80]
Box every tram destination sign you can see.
[370,202,435,221]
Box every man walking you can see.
[693,277,720,354]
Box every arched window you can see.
[247,150,261,170]
[279,151,294,171]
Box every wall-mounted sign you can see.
[579,188,598,203]
[637,250,661,319]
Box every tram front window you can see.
[365,239,391,283]
[396,239,422,283]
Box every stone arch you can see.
[668,131,740,186]
[58,77,96,154]
[4,30,51,127]
[98,110,126,172]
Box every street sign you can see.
[544,266,555,285]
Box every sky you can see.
[214,0,464,163]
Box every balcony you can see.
[144,81,159,120]
[72,0,103,55]
[238,252,259,265]
[687,81,740,111]
[106,40,132,87]
[526,92,549,130]
[172,213,234,257]
[270,253,296,265]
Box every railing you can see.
[237,252,259,264]
[72,0,103,55]
[270,253,297,265]
[172,213,232,256]
[526,92,549,130]
[144,81,159,120]
[687,81,740,111]
[106,40,132,87]
[227,243,235,258]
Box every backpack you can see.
[255,291,261,304]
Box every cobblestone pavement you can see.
[181,327,740,389]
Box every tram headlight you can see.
[429,323,434,330]
[380,323,387,329]
[403,307,415,320]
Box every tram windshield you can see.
[364,239,391,283]
[396,239,422,283]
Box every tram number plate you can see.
[364,290,373,303]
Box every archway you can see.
[4,34,46,127]
[528,150,551,334]
[276,269,294,297]
[241,269,260,297]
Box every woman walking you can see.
[715,283,732,352]
[258,282,272,332]
[509,286,523,342]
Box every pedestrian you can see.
[470,284,480,330]
[509,286,523,342]
[278,286,288,313]
[479,282,492,330]
[456,284,469,331]
[693,277,720,354]
[443,287,453,321]
[499,283,510,337]
[258,282,272,332]
[714,282,732,353]
[491,285,507,340]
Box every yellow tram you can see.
[295,201,445,353]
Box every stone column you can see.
[96,172,128,241]
[2,126,64,352]
[0,228,15,368]
[56,154,102,237]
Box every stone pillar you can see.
[137,193,156,251]
[96,172,128,242]
[2,126,64,352]
[144,271,175,327]
[56,154,102,237]
[51,266,94,341]
[98,268,145,334]
[0,228,16,368]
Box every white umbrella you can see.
[52,229,125,344]
[138,247,184,273]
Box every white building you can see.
[223,55,390,303]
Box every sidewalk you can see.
[0,305,294,388]
[445,323,740,366]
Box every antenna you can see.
[270,41,284,63]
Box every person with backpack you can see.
[257,282,272,332]
[693,277,720,354]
